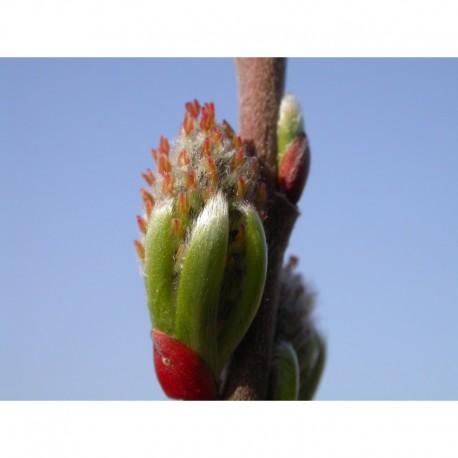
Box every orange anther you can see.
[200,102,215,131]
[159,136,170,155]
[178,149,190,167]
[235,223,246,244]
[134,239,145,261]
[185,170,197,190]
[145,199,153,218]
[202,186,216,201]
[171,218,185,237]
[211,127,223,146]
[140,188,155,206]
[158,154,171,175]
[161,173,174,195]
[202,137,211,157]
[236,176,247,198]
[205,156,218,182]
[141,168,156,187]
[185,99,201,119]
[136,215,148,235]
[183,112,194,136]
[231,149,245,170]
[232,135,242,149]
[151,148,159,163]
[222,120,235,139]
[176,192,189,216]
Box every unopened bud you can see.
[277,93,310,204]
[136,101,269,399]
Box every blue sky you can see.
[1,58,457,400]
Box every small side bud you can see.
[277,93,310,204]
[277,93,304,160]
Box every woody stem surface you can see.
[224,58,299,400]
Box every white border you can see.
[1,0,457,56]
[1,402,458,457]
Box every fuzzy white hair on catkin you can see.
[194,191,228,230]
[278,92,305,132]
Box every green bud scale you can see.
[135,101,268,399]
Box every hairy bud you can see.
[277,93,310,204]
[135,101,268,399]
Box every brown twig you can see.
[223,58,300,400]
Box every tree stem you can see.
[223,58,299,400]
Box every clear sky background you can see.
[1,58,457,400]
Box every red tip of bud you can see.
[152,330,217,400]
[278,133,310,204]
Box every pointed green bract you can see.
[175,192,229,371]
[216,203,267,370]
[270,340,300,401]
[144,200,175,334]
[299,331,326,400]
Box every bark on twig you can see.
[223,58,300,400]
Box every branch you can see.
[223,58,300,400]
